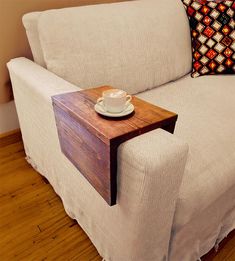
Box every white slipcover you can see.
[138,74,235,227]
[8,58,235,261]
[8,58,189,261]
[23,12,46,67]
[23,0,192,94]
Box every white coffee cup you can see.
[97,89,132,113]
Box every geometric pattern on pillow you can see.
[182,0,235,77]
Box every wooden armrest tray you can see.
[52,86,177,206]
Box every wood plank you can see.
[52,86,178,205]
[0,129,22,148]
[53,86,177,142]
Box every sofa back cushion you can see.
[23,12,46,68]
[25,0,192,94]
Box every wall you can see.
[0,101,19,134]
[0,0,127,135]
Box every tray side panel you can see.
[53,103,115,205]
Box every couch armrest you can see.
[117,128,188,259]
[8,57,79,101]
[8,57,189,260]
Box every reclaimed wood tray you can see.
[52,86,177,205]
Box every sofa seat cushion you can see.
[137,74,235,229]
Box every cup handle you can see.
[125,95,132,105]
[97,97,104,105]
[97,97,107,112]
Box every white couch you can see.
[7,0,235,260]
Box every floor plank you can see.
[0,137,235,260]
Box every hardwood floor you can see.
[0,131,235,260]
[0,133,101,261]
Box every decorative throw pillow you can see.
[182,0,235,77]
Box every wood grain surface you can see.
[52,86,177,205]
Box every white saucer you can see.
[94,102,134,117]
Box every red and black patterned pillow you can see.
[182,0,235,77]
